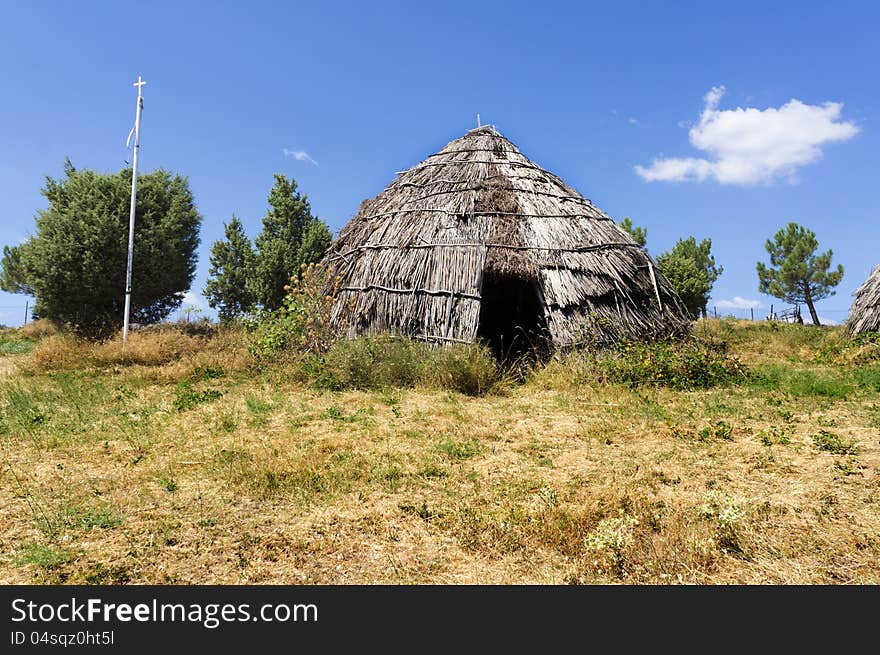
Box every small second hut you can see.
[847,264,880,335]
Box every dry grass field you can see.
[1,319,878,584]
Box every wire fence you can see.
[706,305,851,324]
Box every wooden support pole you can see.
[647,261,663,313]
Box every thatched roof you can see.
[847,264,880,335]
[322,126,690,348]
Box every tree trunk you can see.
[804,286,820,325]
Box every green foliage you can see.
[759,426,792,446]
[173,383,222,411]
[251,175,332,311]
[158,476,179,493]
[435,437,484,460]
[811,430,858,455]
[0,162,200,336]
[656,237,722,319]
[596,338,747,390]
[247,263,338,360]
[756,222,844,325]
[0,244,34,295]
[584,513,639,577]
[0,338,34,354]
[204,216,257,321]
[15,543,72,569]
[618,217,647,247]
[701,420,733,441]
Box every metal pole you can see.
[24,301,28,325]
[122,76,146,351]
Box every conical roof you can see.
[323,126,689,347]
[847,264,880,335]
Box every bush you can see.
[248,263,338,361]
[811,430,859,455]
[594,338,748,390]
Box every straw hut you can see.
[322,126,690,352]
[847,264,880,335]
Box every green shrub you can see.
[173,383,222,411]
[247,263,337,361]
[1,338,34,355]
[811,430,858,455]
[595,338,747,390]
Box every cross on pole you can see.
[122,76,146,351]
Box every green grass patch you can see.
[173,384,222,411]
[435,437,484,460]
[1,338,35,355]
[15,542,71,569]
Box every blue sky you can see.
[1,0,877,326]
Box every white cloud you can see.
[715,296,764,310]
[181,291,207,310]
[635,86,859,185]
[817,316,839,326]
[282,148,319,166]
[628,117,640,126]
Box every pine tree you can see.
[204,216,257,321]
[618,217,647,247]
[252,175,332,310]
[757,222,843,325]
[657,237,722,319]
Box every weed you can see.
[584,513,639,577]
[83,563,132,584]
[834,457,864,477]
[697,420,733,441]
[370,463,404,491]
[811,430,859,455]
[399,500,439,521]
[173,384,222,411]
[595,338,747,390]
[216,414,238,433]
[1,338,34,355]
[699,492,748,555]
[759,426,792,446]
[417,461,448,479]
[15,543,71,569]
[248,393,275,413]
[158,476,178,493]
[434,437,483,460]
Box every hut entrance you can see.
[477,272,546,359]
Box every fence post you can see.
[714,306,717,319]
[750,307,754,321]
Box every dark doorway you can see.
[477,272,547,359]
